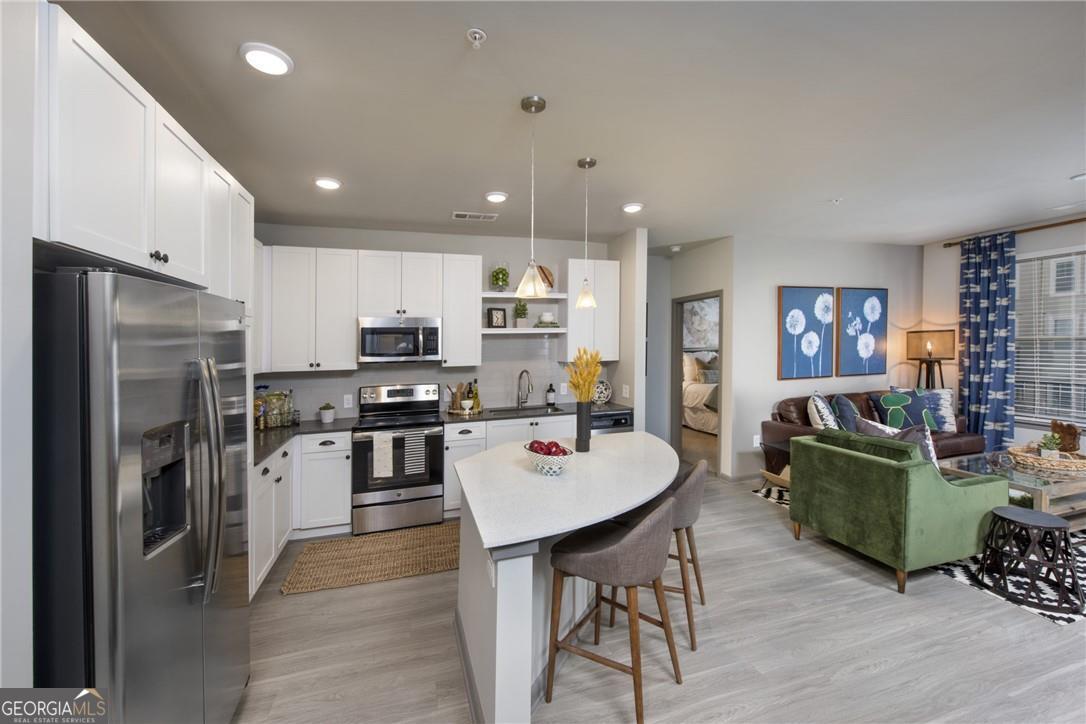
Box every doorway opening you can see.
[670,293,722,473]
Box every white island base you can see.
[452,432,679,723]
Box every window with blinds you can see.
[1015,249,1086,426]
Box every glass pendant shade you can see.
[575,278,597,308]
[515,260,549,299]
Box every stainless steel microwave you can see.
[358,316,441,363]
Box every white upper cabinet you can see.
[563,259,620,361]
[230,187,254,308]
[252,240,266,373]
[269,246,316,372]
[154,105,208,286]
[401,252,443,317]
[441,254,482,367]
[48,6,155,267]
[205,164,233,298]
[314,248,359,371]
[356,250,402,317]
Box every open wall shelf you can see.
[481,328,567,336]
[480,291,567,301]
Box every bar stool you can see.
[546,497,681,724]
[610,459,709,650]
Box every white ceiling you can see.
[61,1,1086,247]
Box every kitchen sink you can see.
[487,405,564,418]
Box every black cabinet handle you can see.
[261,467,270,476]
[282,450,289,458]
[274,476,282,484]
[458,429,471,435]
[308,362,314,368]
[316,362,321,368]
[161,252,169,264]
[318,440,336,446]
[443,359,447,364]
[345,454,351,460]
[445,445,450,451]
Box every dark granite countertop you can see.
[439,401,632,424]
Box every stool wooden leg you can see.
[896,569,907,595]
[652,577,683,684]
[545,569,565,703]
[593,582,602,645]
[675,530,697,651]
[608,585,618,627]
[793,521,801,540]
[626,586,644,724]
[686,526,706,606]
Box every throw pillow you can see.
[856,416,938,463]
[830,394,862,433]
[920,388,957,433]
[700,369,721,384]
[871,389,936,430]
[807,392,839,430]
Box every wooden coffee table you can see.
[941,453,1086,532]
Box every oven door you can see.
[351,426,444,504]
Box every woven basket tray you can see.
[1006,445,1086,473]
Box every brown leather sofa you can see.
[760,391,985,473]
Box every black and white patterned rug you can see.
[752,485,1086,625]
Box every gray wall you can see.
[1,0,37,685]
[644,255,672,440]
[606,228,648,430]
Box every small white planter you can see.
[515,318,531,328]
[319,409,335,424]
[1039,448,1060,460]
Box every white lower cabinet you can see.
[534,415,577,441]
[484,415,577,449]
[299,446,352,529]
[274,453,293,552]
[443,423,486,512]
[250,439,293,599]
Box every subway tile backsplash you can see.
[257,337,615,421]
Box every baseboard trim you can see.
[453,608,484,724]
[288,524,351,541]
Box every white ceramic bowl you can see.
[539,312,556,323]
[460,399,474,411]
[524,443,573,477]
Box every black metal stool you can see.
[977,506,1085,615]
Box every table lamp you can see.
[906,330,955,389]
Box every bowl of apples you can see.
[524,439,573,477]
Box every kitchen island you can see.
[454,431,679,723]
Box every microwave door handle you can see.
[197,359,220,598]
[206,357,228,597]
[417,326,424,357]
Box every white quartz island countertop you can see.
[455,431,680,550]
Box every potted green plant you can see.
[490,263,509,292]
[514,299,529,328]
[319,402,336,424]
[1039,433,1062,460]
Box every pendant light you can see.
[575,157,598,309]
[515,95,549,299]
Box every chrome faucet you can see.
[517,369,534,408]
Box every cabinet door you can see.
[485,419,533,449]
[205,164,233,297]
[401,253,443,317]
[443,438,485,511]
[154,105,208,286]
[269,246,315,372]
[299,452,352,528]
[251,241,265,372]
[230,187,254,308]
[314,248,359,371]
[274,456,292,552]
[564,258,595,360]
[593,260,621,361]
[250,470,276,596]
[50,6,155,268]
[357,250,402,317]
[441,254,481,367]
[534,415,577,442]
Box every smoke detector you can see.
[466,28,487,50]
[452,211,498,222]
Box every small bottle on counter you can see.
[472,377,481,412]
[546,383,556,405]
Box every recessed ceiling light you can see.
[622,202,644,214]
[485,191,508,204]
[670,245,682,253]
[240,42,294,76]
[1070,173,1086,182]
[315,177,341,190]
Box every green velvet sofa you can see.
[789,429,1009,593]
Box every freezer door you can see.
[198,292,250,724]
[87,273,205,724]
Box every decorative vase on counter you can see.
[576,401,591,453]
[319,407,335,424]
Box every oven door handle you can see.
[352,426,443,442]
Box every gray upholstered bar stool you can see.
[545,497,681,724]
[610,459,709,650]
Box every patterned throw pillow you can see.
[870,389,937,431]
[700,369,721,384]
[807,392,839,430]
[920,388,957,433]
[856,417,938,463]
[830,394,862,432]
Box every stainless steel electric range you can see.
[351,383,444,534]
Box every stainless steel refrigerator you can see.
[33,270,249,724]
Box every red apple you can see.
[528,440,548,454]
[545,441,564,456]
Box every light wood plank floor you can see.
[681,427,719,473]
[234,478,1086,724]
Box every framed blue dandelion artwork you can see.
[836,287,888,376]
[777,286,835,380]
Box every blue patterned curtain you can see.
[958,232,1015,449]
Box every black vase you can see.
[575,401,591,452]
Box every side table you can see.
[977,506,1085,615]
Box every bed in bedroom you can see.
[682,352,719,435]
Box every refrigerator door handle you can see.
[206,357,228,596]
[198,358,222,603]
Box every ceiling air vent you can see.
[452,211,499,222]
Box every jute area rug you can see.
[280,521,459,595]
